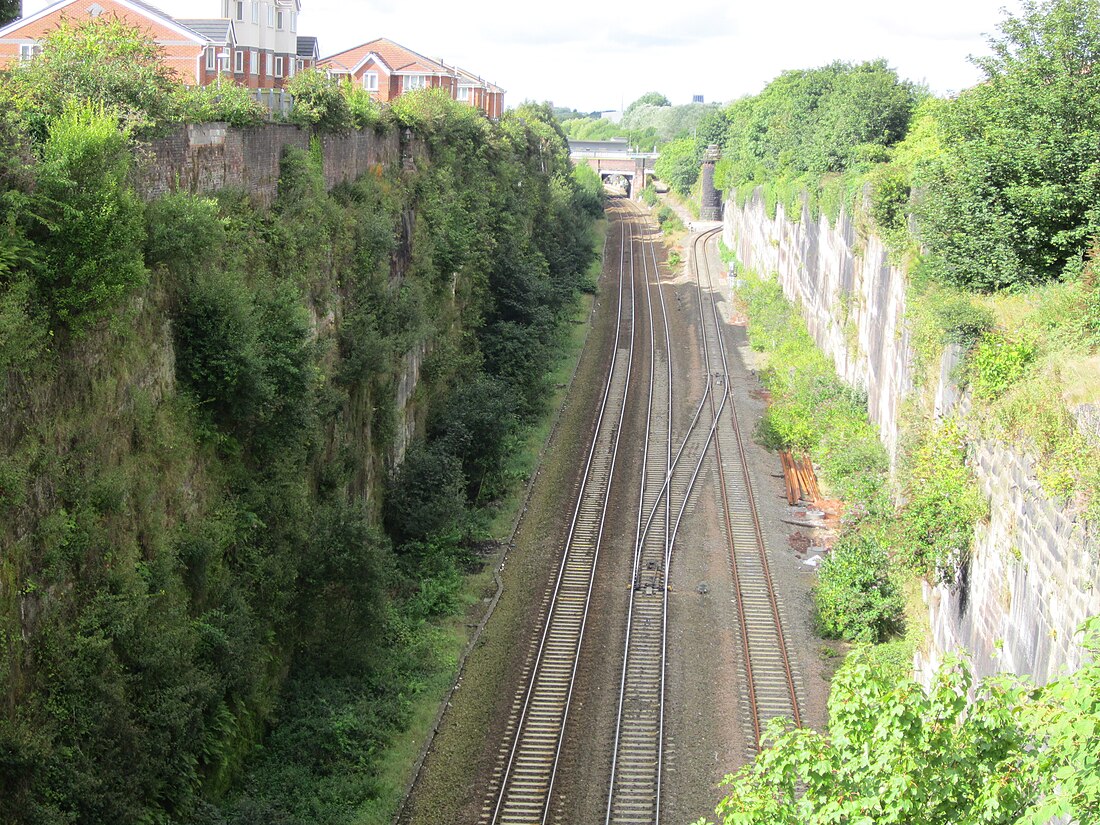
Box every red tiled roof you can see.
[320,37,450,75]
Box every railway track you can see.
[604,203,672,825]
[480,204,803,825]
[483,200,645,825]
[689,228,802,748]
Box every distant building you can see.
[320,37,504,118]
[295,33,318,73]
[0,0,316,89]
[0,0,213,82]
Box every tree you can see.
[917,0,1100,290]
[33,102,147,330]
[654,136,699,195]
[625,91,670,114]
[699,616,1100,825]
[0,15,182,139]
[0,0,19,27]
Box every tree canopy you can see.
[915,0,1100,290]
[625,91,671,114]
[700,617,1100,825]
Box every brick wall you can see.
[133,122,405,204]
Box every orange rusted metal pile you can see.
[779,451,822,506]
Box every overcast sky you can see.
[26,0,1026,110]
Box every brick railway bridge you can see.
[568,138,658,198]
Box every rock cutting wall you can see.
[723,188,1099,686]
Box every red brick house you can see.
[0,0,315,90]
[320,38,459,104]
[450,63,504,119]
[320,38,505,117]
[0,0,212,82]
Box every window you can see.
[234,49,244,73]
[267,4,274,27]
[290,58,298,78]
[250,49,259,75]
[274,56,283,78]
[290,12,297,32]
[457,86,470,102]
[251,1,258,23]
[18,43,42,61]
[205,46,216,70]
[402,74,426,92]
[363,71,379,92]
[236,1,245,21]
[276,10,284,29]
[262,52,269,77]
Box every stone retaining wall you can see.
[723,190,912,460]
[723,189,1099,687]
[133,122,404,205]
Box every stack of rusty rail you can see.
[779,451,822,506]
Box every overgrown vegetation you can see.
[0,20,601,825]
[712,1,1100,821]
[697,617,1100,825]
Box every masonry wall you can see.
[723,188,1100,687]
[133,122,404,205]
[724,190,911,459]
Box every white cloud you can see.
[22,0,1025,109]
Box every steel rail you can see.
[694,227,802,745]
[488,198,640,825]
[604,201,673,825]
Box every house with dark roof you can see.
[177,16,236,83]
[295,33,317,73]
[320,37,504,117]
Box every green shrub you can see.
[33,102,146,330]
[176,82,266,128]
[894,419,985,582]
[384,440,468,545]
[144,192,226,274]
[287,69,351,132]
[640,185,659,206]
[656,204,685,234]
[346,86,385,131]
[933,295,995,346]
[815,527,904,643]
[968,331,1037,400]
[1,16,182,139]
